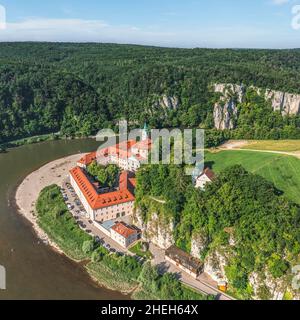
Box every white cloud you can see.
[0,17,298,49]
[271,0,289,5]
[0,18,175,44]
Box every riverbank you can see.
[15,153,212,301]
[0,133,97,152]
[34,185,210,300]
[15,153,86,256]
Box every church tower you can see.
[142,123,149,141]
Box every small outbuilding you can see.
[195,168,216,190]
[165,245,203,279]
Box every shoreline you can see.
[14,152,141,298]
[15,153,87,257]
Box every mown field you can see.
[205,150,300,204]
[241,140,300,152]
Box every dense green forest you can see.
[135,164,300,298]
[0,42,300,144]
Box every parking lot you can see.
[60,179,145,264]
[60,178,230,299]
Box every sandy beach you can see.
[15,153,86,253]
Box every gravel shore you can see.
[15,153,85,254]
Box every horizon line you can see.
[0,41,299,51]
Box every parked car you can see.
[116,252,123,257]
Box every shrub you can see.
[82,240,95,255]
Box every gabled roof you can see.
[77,152,97,166]
[78,138,152,166]
[69,167,135,210]
[111,222,139,238]
[198,168,216,181]
[165,245,203,273]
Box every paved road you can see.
[150,243,234,300]
[63,179,234,300]
[62,180,131,254]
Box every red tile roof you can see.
[77,152,97,166]
[111,222,138,238]
[132,138,152,150]
[69,167,135,210]
[78,138,152,166]
[129,177,136,188]
[199,168,216,181]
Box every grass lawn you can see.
[241,140,300,152]
[129,242,152,259]
[131,287,159,300]
[86,262,138,293]
[205,150,300,205]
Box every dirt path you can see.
[219,146,300,159]
[219,140,300,159]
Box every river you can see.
[0,139,127,300]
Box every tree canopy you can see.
[0,43,300,144]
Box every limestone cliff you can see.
[213,83,300,129]
[189,229,300,300]
[134,205,298,299]
[133,209,175,249]
[158,95,179,110]
[147,94,179,119]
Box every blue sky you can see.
[0,0,299,48]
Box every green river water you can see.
[0,139,127,300]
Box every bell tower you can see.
[142,123,148,141]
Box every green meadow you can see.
[205,150,300,205]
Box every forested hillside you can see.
[135,164,300,299]
[1,43,300,144]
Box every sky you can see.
[0,0,299,48]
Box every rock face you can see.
[203,250,229,283]
[213,100,238,130]
[249,271,288,300]
[213,84,243,130]
[191,233,230,283]
[213,83,300,129]
[133,209,174,249]
[147,94,179,119]
[158,95,179,110]
[191,233,208,259]
[265,89,300,116]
